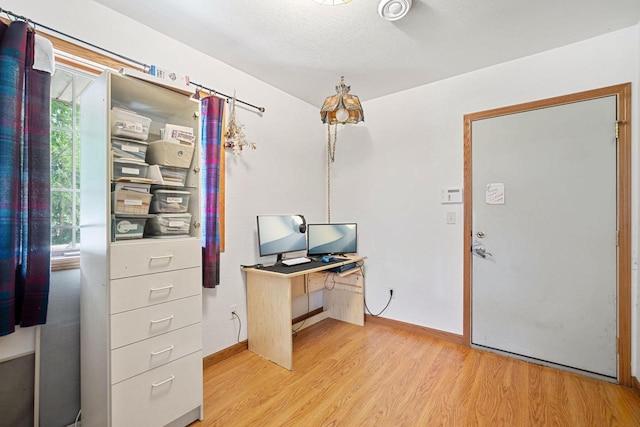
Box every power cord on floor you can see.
[364,288,393,317]
[232,311,241,343]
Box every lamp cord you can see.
[327,123,338,222]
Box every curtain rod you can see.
[189,80,265,113]
[0,7,266,114]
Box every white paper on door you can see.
[486,183,505,204]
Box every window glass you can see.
[50,66,95,266]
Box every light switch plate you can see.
[446,212,456,224]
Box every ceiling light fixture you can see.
[378,0,412,21]
[320,76,364,221]
[320,76,364,126]
[311,0,353,5]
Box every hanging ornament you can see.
[225,91,256,155]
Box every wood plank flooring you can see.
[194,319,640,426]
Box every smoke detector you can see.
[378,0,412,21]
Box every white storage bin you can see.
[113,159,149,180]
[112,216,148,241]
[150,189,191,213]
[112,190,152,215]
[145,213,192,237]
[111,107,151,140]
[111,137,148,161]
[146,140,195,168]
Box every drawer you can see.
[110,267,201,314]
[110,238,200,279]
[111,351,202,427]
[110,295,201,349]
[111,323,202,384]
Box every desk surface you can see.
[243,255,364,278]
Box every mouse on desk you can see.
[321,256,336,263]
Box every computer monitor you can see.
[256,215,307,263]
[307,223,357,257]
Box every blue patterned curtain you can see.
[201,95,225,288]
[0,21,51,336]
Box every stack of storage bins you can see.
[110,107,152,241]
[146,189,192,237]
[144,124,196,238]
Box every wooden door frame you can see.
[463,83,632,385]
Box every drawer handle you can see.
[149,254,174,261]
[151,375,175,388]
[151,345,175,356]
[150,315,174,324]
[150,285,174,292]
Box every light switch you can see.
[446,212,456,224]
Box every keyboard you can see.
[282,257,311,266]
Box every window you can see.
[50,66,95,270]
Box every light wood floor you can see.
[195,319,640,426]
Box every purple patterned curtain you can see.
[0,21,51,336]
[201,95,225,288]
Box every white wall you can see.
[334,26,640,356]
[0,327,35,362]
[3,0,327,358]
[2,1,639,379]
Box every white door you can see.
[471,96,618,378]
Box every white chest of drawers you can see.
[80,71,203,427]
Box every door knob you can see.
[472,241,492,258]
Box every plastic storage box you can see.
[112,189,152,215]
[145,213,192,237]
[113,159,149,180]
[113,182,150,194]
[111,107,151,140]
[147,165,188,186]
[146,140,195,168]
[112,216,147,240]
[111,137,148,161]
[150,189,191,213]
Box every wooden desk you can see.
[243,256,365,370]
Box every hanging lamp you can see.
[320,76,364,221]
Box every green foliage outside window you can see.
[50,98,80,247]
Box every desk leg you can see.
[246,272,293,370]
[325,288,365,326]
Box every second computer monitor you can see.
[307,223,357,257]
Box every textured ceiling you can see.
[94,0,640,106]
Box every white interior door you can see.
[471,96,618,378]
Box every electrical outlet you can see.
[229,304,237,320]
[389,288,395,299]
